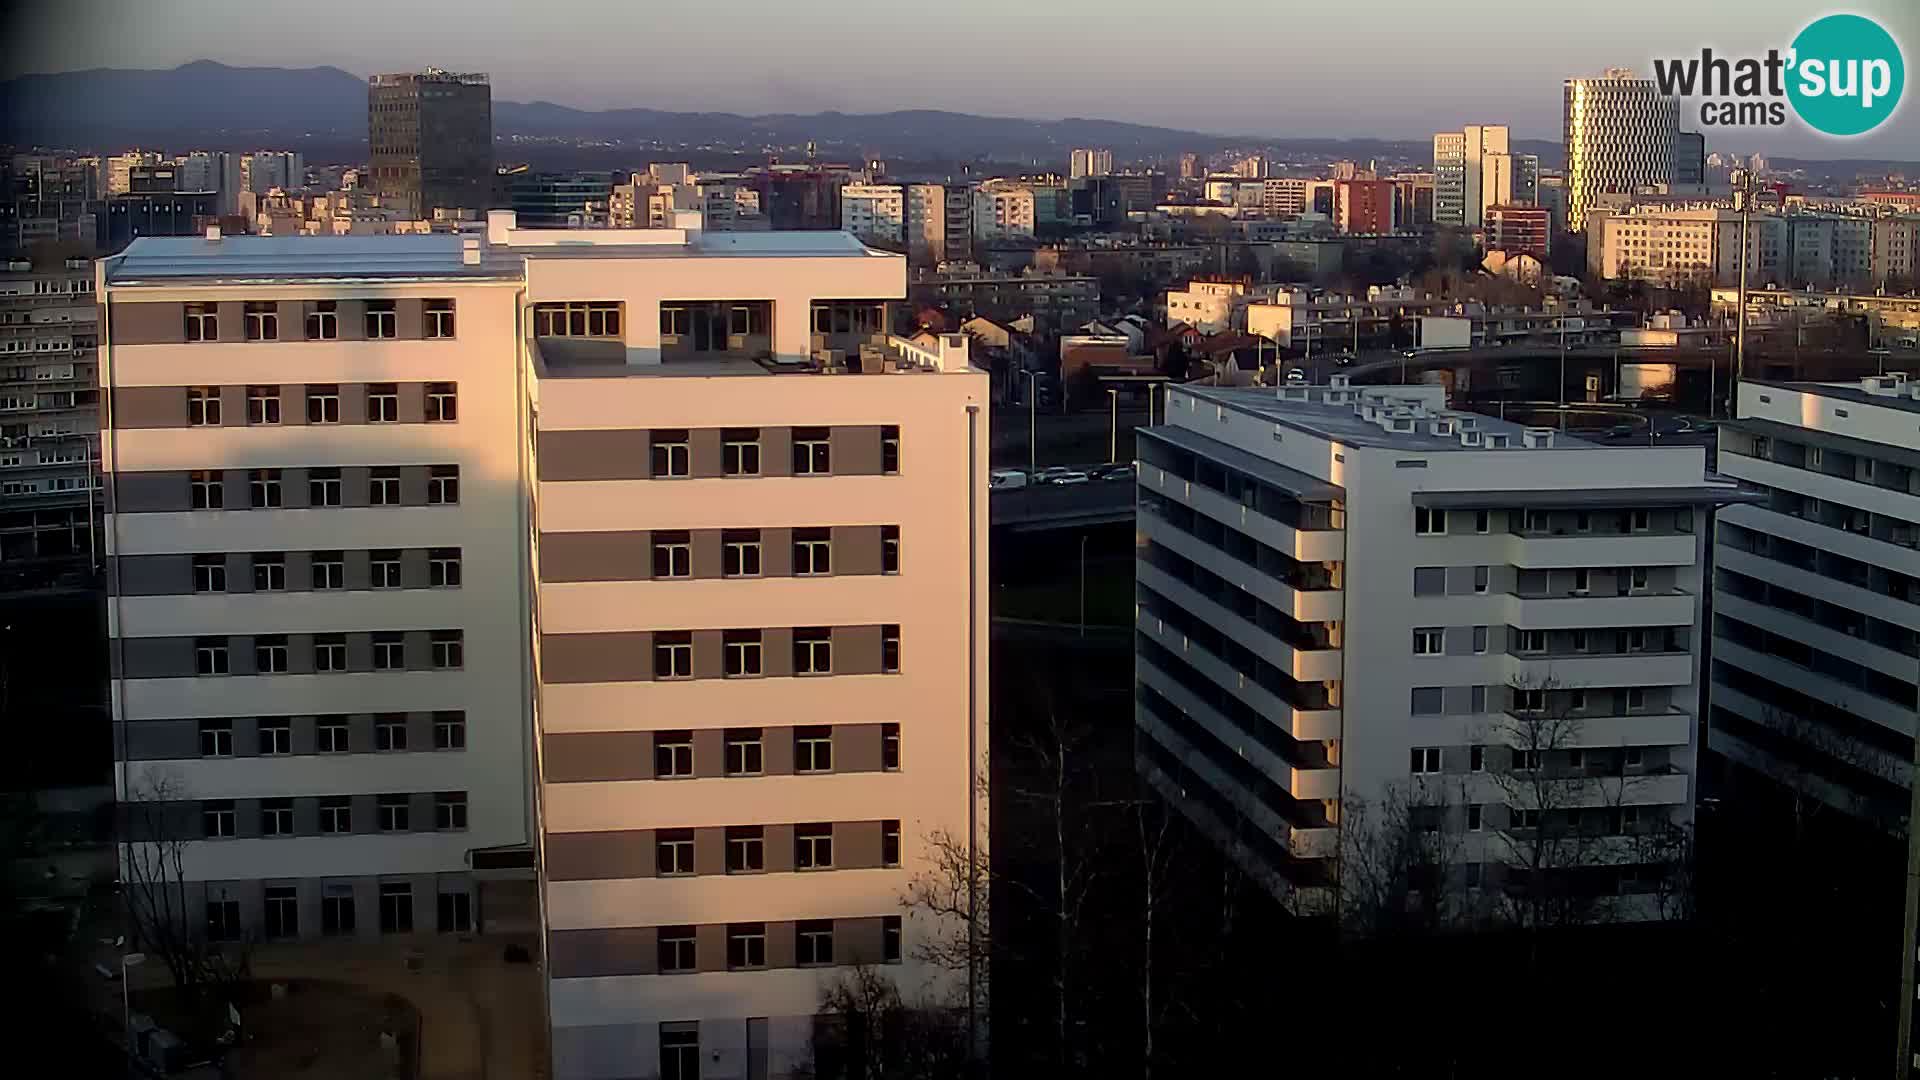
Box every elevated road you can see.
[990,481,1135,532]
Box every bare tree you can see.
[121,771,251,1037]
[1334,779,1472,938]
[804,965,969,1080]
[1132,799,1179,1080]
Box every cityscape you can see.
[2,2,1920,1078]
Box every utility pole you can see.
[1558,313,1568,431]
[1024,370,1038,476]
[1107,389,1119,464]
[1732,168,1754,419]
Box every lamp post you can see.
[121,951,145,1075]
[1731,168,1755,418]
[1022,370,1039,476]
[1107,389,1119,464]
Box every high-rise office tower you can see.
[1432,125,1510,229]
[1135,378,1745,916]
[368,69,494,219]
[1712,377,1920,832]
[1674,131,1707,188]
[99,211,988,1079]
[1069,148,1114,180]
[1563,69,1679,232]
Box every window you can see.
[881,526,900,574]
[434,711,466,750]
[1523,509,1549,533]
[426,382,457,422]
[1413,628,1443,655]
[366,383,398,423]
[306,301,338,340]
[658,926,697,972]
[306,384,340,424]
[195,636,229,675]
[1474,510,1490,534]
[797,919,835,965]
[655,731,694,778]
[425,299,455,338]
[727,923,767,970]
[1467,805,1483,832]
[722,530,761,577]
[651,430,690,478]
[1513,749,1542,772]
[1410,687,1443,715]
[1511,808,1541,830]
[427,465,459,505]
[1569,690,1588,713]
[1626,747,1644,767]
[370,550,402,588]
[796,823,833,869]
[882,724,901,771]
[724,630,762,677]
[1471,625,1488,655]
[1630,509,1651,533]
[652,531,691,578]
[361,465,401,506]
[793,427,831,475]
[794,628,832,675]
[308,468,342,506]
[1517,630,1547,654]
[379,882,414,934]
[190,470,223,510]
[192,554,227,593]
[1414,506,1446,535]
[660,306,689,336]
[187,387,221,426]
[795,727,833,773]
[199,718,233,757]
[1568,748,1587,771]
[435,792,467,831]
[728,304,760,336]
[659,1023,699,1080]
[427,547,462,588]
[244,468,282,509]
[1473,566,1489,594]
[1470,745,1485,772]
[244,301,278,341]
[1626,688,1646,711]
[378,794,410,832]
[319,797,352,834]
[1514,688,1546,712]
[725,729,763,776]
[311,553,345,588]
[722,428,760,476]
[184,303,218,342]
[321,885,355,935]
[206,899,241,941]
[882,624,900,674]
[203,799,236,838]
[536,301,622,338]
[883,915,903,963]
[245,385,280,425]
[318,715,349,752]
[258,715,292,753]
[882,425,900,474]
[431,631,464,670]
[365,300,397,339]
[375,713,408,751]
[263,885,298,938]
[1630,567,1649,592]
[654,633,693,680]
[251,632,285,671]
[314,634,348,672]
[726,825,765,873]
[1575,511,1592,533]
[882,820,901,867]
[794,529,832,575]
[1572,569,1591,595]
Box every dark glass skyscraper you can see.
[368,69,494,219]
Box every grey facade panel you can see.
[112,302,186,345]
[112,386,187,429]
[541,632,653,684]
[831,426,885,476]
[833,624,884,675]
[117,554,192,596]
[834,724,885,773]
[538,430,651,482]
[760,427,792,478]
[119,636,195,678]
[832,526,884,576]
[544,732,654,783]
[836,917,888,965]
[688,428,724,479]
[550,927,656,978]
[112,471,189,513]
[545,830,655,881]
[837,820,883,869]
[540,531,650,583]
[123,720,200,760]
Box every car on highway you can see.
[1047,471,1091,486]
[1286,367,1307,382]
[989,469,1030,490]
[1605,423,1637,440]
[1093,464,1135,482]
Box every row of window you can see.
[645,426,900,478]
[201,791,467,838]
[190,548,462,592]
[644,528,899,579]
[641,724,902,779]
[184,383,457,426]
[652,917,902,977]
[649,627,900,679]
[1411,622,1665,657]
[530,302,888,342]
[1407,685,1654,716]
[191,631,464,675]
[1413,506,1663,537]
[188,465,460,509]
[207,881,471,942]
[1409,744,1649,775]
[197,712,465,756]
[650,820,902,877]
[183,300,455,343]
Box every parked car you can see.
[1605,423,1637,440]
[1101,465,1135,482]
[1035,466,1074,483]
[989,469,1029,490]
[1048,471,1091,486]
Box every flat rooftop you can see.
[1754,377,1920,415]
[1185,384,1600,452]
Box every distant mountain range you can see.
[3,61,1913,179]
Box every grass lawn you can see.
[993,558,1134,626]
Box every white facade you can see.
[1137,379,1740,914]
[1591,206,1786,287]
[840,183,907,244]
[1712,378,1920,831]
[1563,72,1679,232]
[1070,148,1114,179]
[1432,125,1509,228]
[972,183,1036,241]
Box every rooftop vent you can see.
[1329,373,1351,389]
[1430,419,1455,437]
[461,236,481,266]
[204,224,221,242]
[1279,384,1310,401]
[1864,374,1900,394]
[1486,432,1511,449]
[1459,429,1484,447]
[1521,426,1555,449]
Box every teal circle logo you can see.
[1788,14,1905,136]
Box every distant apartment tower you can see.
[176,152,244,216]
[1334,179,1398,234]
[1563,70,1679,231]
[368,70,494,219]
[105,152,162,197]
[1069,148,1114,179]
[973,182,1037,241]
[905,184,972,265]
[1433,126,1531,229]
[1136,380,1744,915]
[840,183,907,245]
[1263,178,1308,217]
[1179,153,1201,180]
[240,151,306,195]
[1,254,100,591]
[1232,154,1269,179]
[506,172,615,227]
[1712,377,1920,832]
[1485,205,1552,259]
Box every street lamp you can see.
[1021,370,1040,476]
[1107,389,1119,465]
[121,950,146,1074]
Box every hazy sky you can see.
[6,0,1917,157]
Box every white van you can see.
[989,469,1030,490]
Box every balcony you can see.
[1134,607,1341,742]
[1138,561,1342,682]
[1138,510,1343,623]
[1505,590,1696,630]
[1501,707,1693,748]
[1503,531,1699,570]
[1504,650,1694,688]
[1288,825,1339,859]
[1140,461,1343,563]
[1289,765,1341,801]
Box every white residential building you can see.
[100,215,989,1079]
[1,255,100,585]
[1712,377,1920,832]
[840,183,907,245]
[972,183,1036,241]
[1589,205,1787,287]
[1135,378,1745,915]
[1432,125,1509,229]
[1070,148,1114,179]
